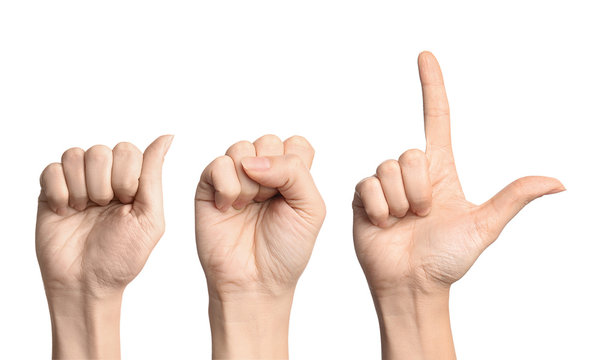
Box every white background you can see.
[1,1,602,359]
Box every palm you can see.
[353,52,563,294]
[36,135,172,296]
[196,196,318,294]
[36,201,156,293]
[354,183,483,292]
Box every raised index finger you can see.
[418,51,452,155]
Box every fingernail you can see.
[547,184,566,195]
[241,157,271,171]
[165,135,175,150]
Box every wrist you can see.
[372,284,449,316]
[46,289,123,359]
[372,287,455,360]
[208,290,294,359]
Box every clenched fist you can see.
[353,52,564,359]
[36,135,173,359]
[195,135,325,359]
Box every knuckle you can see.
[256,134,281,142]
[354,180,366,194]
[355,176,378,194]
[285,135,314,152]
[113,142,142,157]
[399,149,426,167]
[43,162,63,176]
[61,147,84,164]
[226,140,255,156]
[254,134,282,147]
[376,159,400,177]
[508,180,531,204]
[86,145,112,161]
[214,155,234,168]
[40,163,63,186]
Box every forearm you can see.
[46,289,122,359]
[208,291,293,360]
[373,288,455,360]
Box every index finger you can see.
[418,51,452,155]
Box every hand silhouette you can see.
[36,135,173,359]
[353,52,564,360]
[195,135,325,359]
[36,135,173,297]
[196,135,325,298]
[353,52,564,297]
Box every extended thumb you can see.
[479,176,565,239]
[135,134,174,212]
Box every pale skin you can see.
[195,135,326,359]
[353,51,565,360]
[34,56,561,360]
[36,135,173,359]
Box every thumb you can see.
[478,176,565,241]
[241,154,325,221]
[134,135,174,214]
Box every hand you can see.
[352,52,564,359]
[36,135,173,359]
[195,135,325,359]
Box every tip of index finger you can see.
[418,51,444,85]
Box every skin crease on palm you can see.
[36,135,174,298]
[195,135,326,300]
[353,52,565,299]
